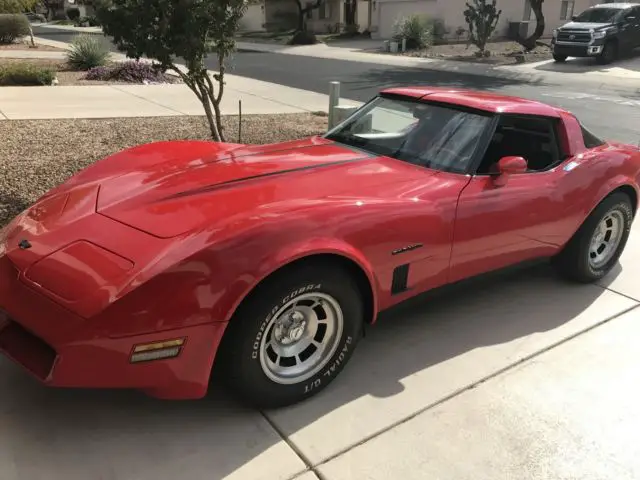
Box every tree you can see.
[292,0,324,32]
[0,0,39,46]
[517,0,545,51]
[463,0,501,56]
[344,0,357,32]
[97,0,248,142]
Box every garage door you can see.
[377,0,438,39]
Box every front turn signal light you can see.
[130,338,185,363]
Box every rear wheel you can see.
[218,262,364,409]
[553,192,633,283]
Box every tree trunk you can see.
[196,79,222,142]
[294,0,305,31]
[519,0,545,51]
[345,0,356,26]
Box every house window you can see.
[306,2,313,19]
[319,1,330,20]
[560,0,575,20]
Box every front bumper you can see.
[552,39,605,57]
[0,253,227,400]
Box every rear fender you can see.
[593,176,639,216]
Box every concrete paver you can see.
[317,303,640,480]
[598,219,640,302]
[0,50,65,59]
[292,472,321,480]
[264,265,637,465]
[0,357,306,480]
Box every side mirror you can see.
[492,156,527,186]
[627,16,636,21]
[571,15,577,21]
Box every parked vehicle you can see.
[552,2,640,64]
[1,87,639,409]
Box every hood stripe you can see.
[162,155,376,201]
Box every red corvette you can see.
[1,87,638,408]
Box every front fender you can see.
[221,236,380,324]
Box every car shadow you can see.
[0,260,628,479]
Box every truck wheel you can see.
[218,262,364,409]
[553,192,633,283]
[597,41,617,65]
[553,54,567,62]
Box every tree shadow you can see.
[0,260,629,479]
[338,61,543,98]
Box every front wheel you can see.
[597,41,618,65]
[553,192,633,283]
[218,262,364,409]
[553,53,568,62]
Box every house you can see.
[264,0,370,34]
[369,0,614,40]
[263,0,617,39]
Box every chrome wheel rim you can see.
[259,292,343,385]
[589,210,624,269]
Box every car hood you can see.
[559,21,611,30]
[92,137,411,238]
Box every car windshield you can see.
[324,95,492,174]
[574,8,621,23]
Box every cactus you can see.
[463,0,502,55]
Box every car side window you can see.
[580,123,605,148]
[475,115,561,175]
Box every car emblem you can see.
[569,34,575,40]
[18,239,31,250]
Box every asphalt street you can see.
[32,26,640,145]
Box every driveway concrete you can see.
[1,223,638,479]
[317,304,640,480]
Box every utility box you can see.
[507,21,530,40]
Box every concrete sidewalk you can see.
[0,39,360,120]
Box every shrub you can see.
[288,30,317,45]
[392,14,433,50]
[52,11,67,21]
[0,63,55,85]
[463,0,502,54]
[427,18,449,45]
[0,13,30,44]
[66,7,80,20]
[66,34,111,70]
[85,60,174,83]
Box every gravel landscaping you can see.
[385,40,553,65]
[0,58,178,86]
[0,114,328,226]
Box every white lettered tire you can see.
[218,261,364,409]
